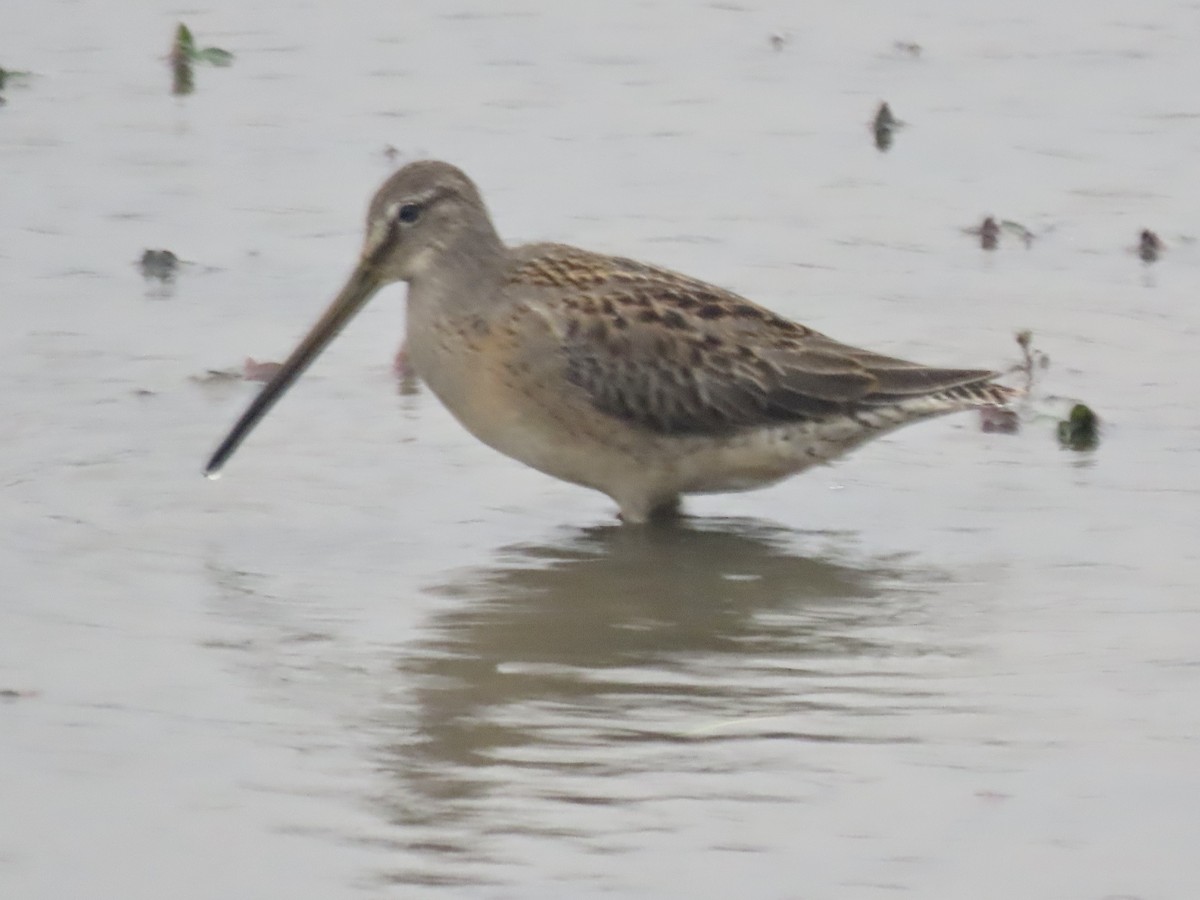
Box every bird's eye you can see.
[395,203,422,225]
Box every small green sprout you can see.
[1057,404,1100,451]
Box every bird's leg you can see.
[616,493,683,525]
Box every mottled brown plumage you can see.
[504,244,1010,435]
[207,161,1015,523]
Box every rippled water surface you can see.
[4,1,1199,897]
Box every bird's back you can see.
[496,242,1015,437]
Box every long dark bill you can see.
[204,261,384,477]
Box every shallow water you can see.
[3,1,1200,897]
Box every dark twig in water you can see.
[967,216,1001,251]
[1012,329,1050,394]
[988,331,1099,451]
[964,217,1036,251]
[0,688,40,702]
[0,66,32,92]
[979,330,1048,434]
[139,249,180,281]
[0,65,33,106]
[872,102,903,152]
[1138,229,1164,264]
[190,368,243,385]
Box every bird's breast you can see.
[405,307,642,490]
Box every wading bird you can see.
[206,161,1014,522]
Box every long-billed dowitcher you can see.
[206,161,1014,522]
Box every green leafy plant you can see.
[170,24,234,95]
[174,24,234,65]
[1057,404,1100,451]
[0,66,32,91]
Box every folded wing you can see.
[511,247,1005,436]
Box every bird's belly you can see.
[669,417,887,495]
[410,326,902,502]
[418,355,870,497]
[432,384,826,499]
[670,430,818,494]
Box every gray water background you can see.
[3,1,1199,897]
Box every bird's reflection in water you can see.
[372,518,938,884]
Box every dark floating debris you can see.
[981,331,1096,450]
[977,330,1047,434]
[1013,329,1050,392]
[979,405,1020,434]
[964,217,1036,250]
[0,66,32,92]
[1057,403,1100,451]
[892,41,922,58]
[139,248,180,281]
[190,368,243,385]
[768,33,791,52]
[872,101,903,152]
[1137,229,1164,264]
[170,24,234,96]
[0,65,32,105]
[969,216,1000,251]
